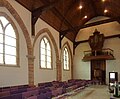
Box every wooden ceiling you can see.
[15,0,120,42]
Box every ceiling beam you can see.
[40,0,76,33]
[74,34,120,48]
[52,8,77,47]
[32,1,62,16]
[40,0,77,47]
[59,0,80,38]
[53,8,77,33]
[31,0,62,36]
[61,17,120,33]
[105,34,120,39]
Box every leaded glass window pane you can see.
[0,16,9,27]
[47,56,51,62]
[41,39,45,48]
[5,24,16,38]
[0,44,3,53]
[41,61,46,68]
[47,50,51,56]
[40,37,52,69]
[0,23,3,33]
[5,45,16,56]
[5,55,16,65]
[47,62,51,68]
[41,54,45,61]
[47,42,50,50]
[41,48,45,55]
[5,36,16,47]
[0,33,3,43]
[44,37,48,43]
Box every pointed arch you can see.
[33,28,61,80]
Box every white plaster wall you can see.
[73,43,91,80]
[0,7,28,87]
[104,38,120,84]
[76,21,120,41]
[74,18,120,83]
[85,16,110,24]
[61,37,73,81]
[34,32,56,85]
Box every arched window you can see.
[63,47,69,70]
[40,37,52,69]
[0,16,18,66]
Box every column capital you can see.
[26,55,35,59]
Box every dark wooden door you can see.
[91,60,106,84]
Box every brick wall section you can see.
[56,60,62,81]
[26,55,35,86]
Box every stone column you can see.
[26,55,35,86]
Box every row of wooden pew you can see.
[0,79,99,99]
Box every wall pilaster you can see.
[26,55,35,86]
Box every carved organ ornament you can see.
[88,29,104,51]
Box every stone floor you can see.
[60,85,119,99]
[65,85,110,99]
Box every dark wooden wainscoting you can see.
[91,60,106,84]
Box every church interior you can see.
[0,0,120,99]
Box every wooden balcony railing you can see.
[82,48,115,61]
